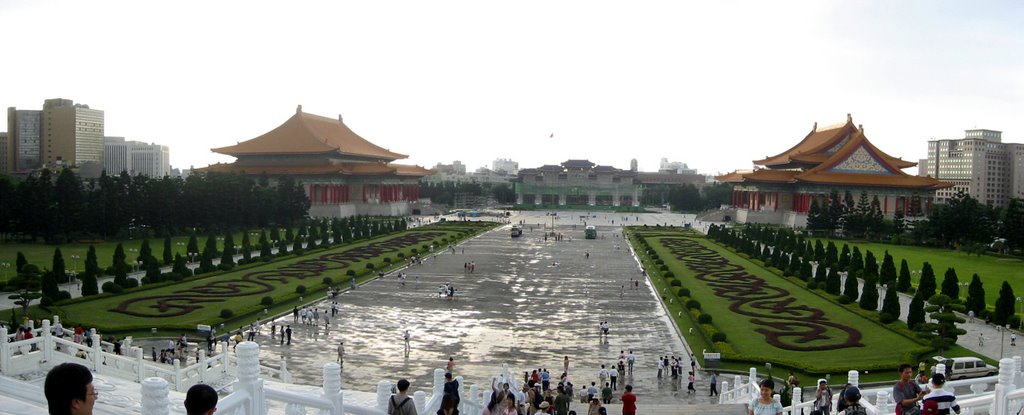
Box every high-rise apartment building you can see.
[103,136,171,177]
[0,133,7,173]
[492,158,519,175]
[925,129,1024,207]
[41,98,105,178]
[5,108,43,173]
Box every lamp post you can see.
[1002,325,1010,358]
[70,254,80,274]
[809,260,819,278]
[188,252,197,276]
[1,262,10,280]
[1017,297,1023,330]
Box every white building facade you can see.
[925,129,1024,207]
[103,136,171,177]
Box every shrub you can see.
[664,271,675,278]
[261,296,274,306]
[411,248,419,254]
[807,280,819,290]
[41,296,54,307]
[261,256,272,262]
[659,265,669,272]
[295,285,307,294]
[678,288,690,297]
[654,259,664,265]
[397,253,406,259]
[670,280,682,287]
[322,277,333,285]
[122,279,139,289]
[220,309,234,319]
[57,291,72,300]
[686,299,701,310]
[879,312,897,324]
[346,269,356,277]
[383,257,392,264]
[292,249,304,256]
[697,314,713,324]
[837,295,852,304]
[711,332,727,342]
[365,263,375,270]
[102,282,123,294]
[217,263,234,271]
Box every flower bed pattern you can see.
[660,237,864,351]
[112,232,448,318]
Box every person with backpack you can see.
[389,379,418,415]
[837,386,866,415]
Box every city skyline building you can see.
[491,158,519,175]
[923,129,1024,207]
[103,136,171,177]
[41,98,105,177]
[4,108,42,173]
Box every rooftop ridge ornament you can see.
[297,104,303,114]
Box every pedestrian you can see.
[749,378,783,415]
[893,364,925,415]
[656,357,664,378]
[836,386,866,415]
[44,362,97,415]
[921,373,960,415]
[285,325,292,345]
[389,379,418,415]
[620,385,637,415]
[601,382,612,404]
[598,365,608,388]
[563,356,570,374]
[687,371,696,394]
[626,351,635,374]
[710,371,719,396]
[184,383,218,415]
[337,341,344,366]
[447,357,455,373]
[609,366,618,390]
[814,379,833,415]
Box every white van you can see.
[932,356,998,380]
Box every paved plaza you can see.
[243,211,714,405]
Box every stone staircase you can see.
[568,402,747,415]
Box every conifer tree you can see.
[241,231,252,262]
[112,243,128,286]
[259,230,271,258]
[993,281,1017,325]
[42,248,64,299]
[917,294,966,354]
[825,241,838,267]
[964,274,986,316]
[800,259,813,281]
[837,244,850,271]
[879,251,897,287]
[825,268,841,295]
[896,259,912,292]
[172,253,189,276]
[882,284,901,319]
[814,262,827,284]
[162,237,173,265]
[843,269,859,301]
[81,245,99,296]
[16,252,28,273]
[863,250,878,280]
[941,267,960,299]
[849,247,864,277]
[221,233,235,266]
[907,293,926,330]
[918,262,937,301]
[186,233,199,257]
[200,235,216,270]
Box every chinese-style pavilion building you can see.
[203,105,432,217]
[717,114,951,227]
[514,159,642,207]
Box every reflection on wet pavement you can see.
[255,213,714,404]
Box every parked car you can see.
[931,356,997,380]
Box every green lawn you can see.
[816,239,1024,307]
[41,222,497,334]
[631,227,928,377]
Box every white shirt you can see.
[599,368,608,379]
[627,353,636,363]
[657,361,665,370]
[610,368,618,377]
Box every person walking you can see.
[285,325,292,345]
[620,385,637,415]
[710,371,719,396]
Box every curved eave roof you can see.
[753,119,856,166]
[794,131,951,189]
[391,164,434,177]
[716,170,799,184]
[211,110,408,161]
[196,162,432,177]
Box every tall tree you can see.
[940,267,960,299]
[917,294,966,355]
[241,231,252,262]
[16,252,27,273]
[848,246,864,277]
[42,248,64,299]
[162,237,173,265]
[993,281,1017,325]
[896,259,912,293]
[907,293,926,330]
[112,243,129,286]
[879,251,897,287]
[965,274,986,316]
[54,168,83,243]
[863,250,878,280]
[843,269,859,301]
[881,285,901,319]
[221,233,236,266]
[807,199,827,233]
[837,244,850,272]
[825,241,838,267]
[186,232,199,257]
[1002,198,1024,250]
[259,230,271,258]
[201,235,217,270]
[918,262,937,301]
[81,246,100,296]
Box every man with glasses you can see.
[45,362,97,415]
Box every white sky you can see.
[2,0,1021,175]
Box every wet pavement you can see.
[237,211,710,404]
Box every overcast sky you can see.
[2,0,1021,175]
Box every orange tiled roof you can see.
[211,107,408,161]
[753,115,916,169]
[197,161,433,177]
[391,164,434,177]
[795,130,950,189]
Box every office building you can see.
[492,158,519,175]
[104,136,171,177]
[4,108,43,173]
[41,98,105,177]
[925,129,1024,207]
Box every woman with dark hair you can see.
[748,378,783,415]
[438,393,460,415]
[500,394,519,415]
[484,391,505,415]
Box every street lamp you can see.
[70,254,80,274]
[1017,297,1023,330]
[1,262,10,280]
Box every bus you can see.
[584,226,597,239]
[511,225,523,238]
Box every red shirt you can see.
[620,392,636,414]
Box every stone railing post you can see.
[137,348,146,382]
[876,390,890,413]
[749,368,758,397]
[281,359,292,383]
[848,370,859,387]
[433,369,445,398]
[41,319,53,364]
[992,358,1015,415]
[377,380,393,412]
[236,341,266,415]
[455,375,465,411]
[719,381,728,403]
[0,325,10,375]
[322,362,342,415]
[468,384,479,415]
[792,386,802,406]
[173,359,183,391]
[91,334,102,371]
[198,349,207,384]
[141,377,171,415]
[935,363,946,377]
[414,390,427,414]
[220,340,229,376]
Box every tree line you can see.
[4,216,407,314]
[419,181,516,206]
[709,223,1018,354]
[640,182,733,212]
[807,190,1024,252]
[0,169,311,243]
